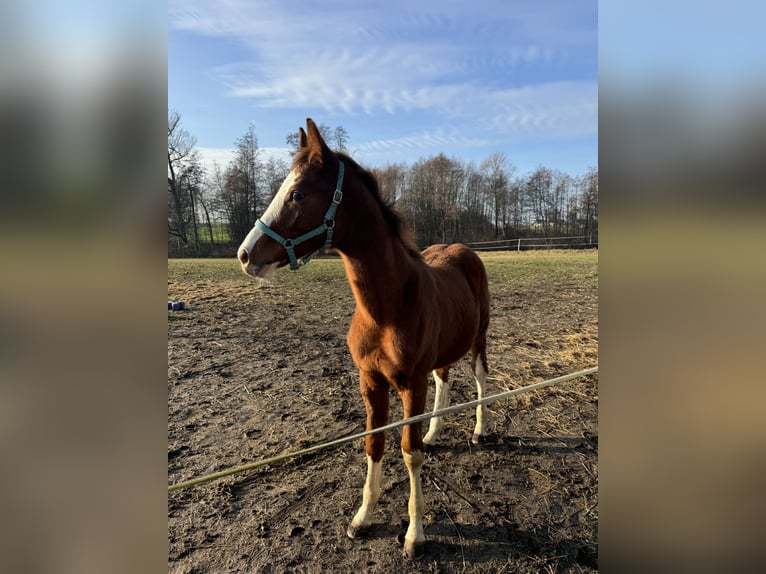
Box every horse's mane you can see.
[296,148,421,259]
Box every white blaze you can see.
[238,169,298,258]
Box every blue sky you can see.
[169,0,597,177]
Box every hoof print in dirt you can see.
[289,525,305,537]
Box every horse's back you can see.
[416,244,489,368]
[421,243,487,292]
[421,243,489,322]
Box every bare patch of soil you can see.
[168,252,598,573]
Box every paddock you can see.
[168,249,598,573]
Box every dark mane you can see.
[337,153,421,258]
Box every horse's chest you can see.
[347,322,423,383]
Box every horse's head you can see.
[237,118,345,279]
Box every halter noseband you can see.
[253,161,345,270]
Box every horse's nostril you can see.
[238,248,249,265]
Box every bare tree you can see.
[216,124,264,245]
[333,125,350,152]
[524,166,554,237]
[262,156,291,203]
[481,152,516,238]
[168,110,203,247]
[286,122,349,155]
[581,167,598,242]
[371,163,408,204]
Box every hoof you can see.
[471,433,486,445]
[397,533,425,559]
[346,523,370,539]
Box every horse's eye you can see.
[290,191,305,202]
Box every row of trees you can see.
[168,111,598,256]
[373,153,598,248]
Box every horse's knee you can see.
[401,425,424,454]
[365,433,385,461]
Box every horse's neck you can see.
[336,199,417,326]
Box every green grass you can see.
[479,249,598,286]
[168,249,598,295]
[196,222,231,244]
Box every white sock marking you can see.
[402,449,425,550]
[474,360,487,437]
[423,370,449,445]
[350,455,382,530]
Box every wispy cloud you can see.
[170,0,595,139]
[357,130,491,153]
[196,146,291,175]
[171,0,595,175]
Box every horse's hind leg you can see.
[423,367,450,447]
[470,337,489,444]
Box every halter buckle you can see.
[332,189,343,204]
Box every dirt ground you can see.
[168,251,598,573]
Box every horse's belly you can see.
[433,339,473,370]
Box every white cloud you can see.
[170,1,596,142]
[484,82,598,138]
[195,146,235,173]
[197,146,292,176]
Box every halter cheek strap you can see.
[253,161,345,270]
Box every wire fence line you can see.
[168,366,598,493]
[463,236,598,252]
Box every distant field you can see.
[200,222,231,243]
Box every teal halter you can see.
[254,161,345,270]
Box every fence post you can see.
[517,238,521,252]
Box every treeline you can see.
[168,111,597,257]
[373,153,597,248]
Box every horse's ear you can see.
[298,127,307,149]
[305,118,331,165]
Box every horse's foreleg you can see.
[399,383,427,559]
[423,367,450,446]
[347,372,388,539]
[347,454,382,539]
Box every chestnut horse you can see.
[237,119,490,558]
